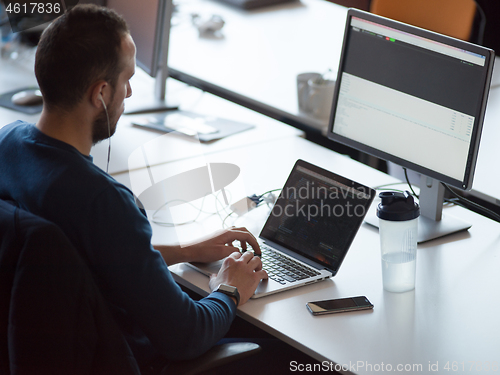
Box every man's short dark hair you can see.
[35,5,129,111]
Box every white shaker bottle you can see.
[377,191,420,293]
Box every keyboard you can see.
[238,244,320,285]
[261,246,320,284]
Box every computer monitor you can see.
[327,9,494,242]
[106,0,255,137]
[106,0,164,77]
[106,0,175,113]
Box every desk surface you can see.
[170,0,348,132]
[115,136,500,374]
[169,0,500,206]
[0,49,41,125]
[90,69,302,174]
[2,0,500,203]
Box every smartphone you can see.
[306,296,373,316]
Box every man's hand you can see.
[154,226,261,266]
[183,226,261,264]
[209,251,268,306]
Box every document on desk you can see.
[130,110,254,142]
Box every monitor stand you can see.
[124,102,178,115]
[124,0,178,116]
[416,175,471,243]
[124,66,179,115]
[365,175,471,243]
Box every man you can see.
[0,4,267,373]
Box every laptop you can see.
[189,159,375,298]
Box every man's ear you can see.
[89,81,109,108]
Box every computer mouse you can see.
[11,89,43,106]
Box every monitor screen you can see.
[107,0,165,77]
[327,9,494,191]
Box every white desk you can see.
[115,136,500,374]
[0,49,41,125]
[90,69,303,174]
[170,0,348,133]
[169,0,500,207]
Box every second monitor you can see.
[328,9,494,242]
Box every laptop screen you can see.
[260,160,375,274]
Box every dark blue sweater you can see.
[0,121,236,368]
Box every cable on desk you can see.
[372,183,406,195]
[372,171,499,221]
[441,183,500,222]
[404,170,500,221]
[403,167,419,199]
[152,189,233,227]
[222,210,234,229]
[222,189,281,229]
[213,189,233,223]
[152,197,208,227]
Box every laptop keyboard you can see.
[238,244,320,285]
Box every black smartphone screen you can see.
[307,296,373,315]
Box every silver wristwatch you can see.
[214,284,240,307]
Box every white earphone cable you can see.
[100,97,111,174]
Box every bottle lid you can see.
[376,191,420,221]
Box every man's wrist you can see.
[154,244,187,266]
[214,284,240,307]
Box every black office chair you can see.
[0,199,141,374]
[0,199,260,375]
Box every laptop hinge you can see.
[261,239,335,275]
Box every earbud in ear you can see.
[99,95,107,111]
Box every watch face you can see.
[216,284,240,306]
[219,284,237,294]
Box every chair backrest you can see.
[369,0,477,41]
[0,199,140,375]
